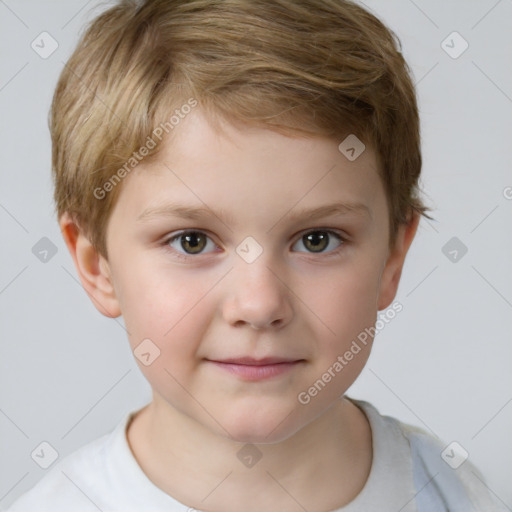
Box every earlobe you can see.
[59,213,121,318]
[377,211,420,311]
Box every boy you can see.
[6,0,503,510]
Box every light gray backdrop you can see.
[1,0,511,509]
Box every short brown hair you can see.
[50,0,432,257]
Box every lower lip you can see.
[208,361,302,381]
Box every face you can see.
[100,108,406,444]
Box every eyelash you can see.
[162,229,347,261]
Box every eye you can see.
[292,230,345,255]
[165,230,217,257]
[163,229,346,260]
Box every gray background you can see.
[1,0,511,509]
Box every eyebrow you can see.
[136,201,372,226]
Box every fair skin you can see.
[60,108,419,512]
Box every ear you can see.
[59,212,121,318]
[377,210,420,310]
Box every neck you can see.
[127,395,372,512]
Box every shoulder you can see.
[351,398,506,512]
[5,428,115,512]
[404,424,505,512]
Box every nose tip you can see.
[223,261,293,331]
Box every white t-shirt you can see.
[5,398,504,512]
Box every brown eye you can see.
[293,230,344,254]
[180,232,207,254]
[167,231,213,256]
[303,231,329,252]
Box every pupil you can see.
[183,232,205,253]
[179,232,330,255]
[305,232,328,252]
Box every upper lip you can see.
[208,357,303,365]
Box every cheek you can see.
[117,265,219,398]
[305,259,381,346]
[296,264,380,404]
[114,256,217,356]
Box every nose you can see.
[222,257,293,330]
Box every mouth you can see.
[206,357,305,381]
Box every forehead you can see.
[112,108,387,231]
